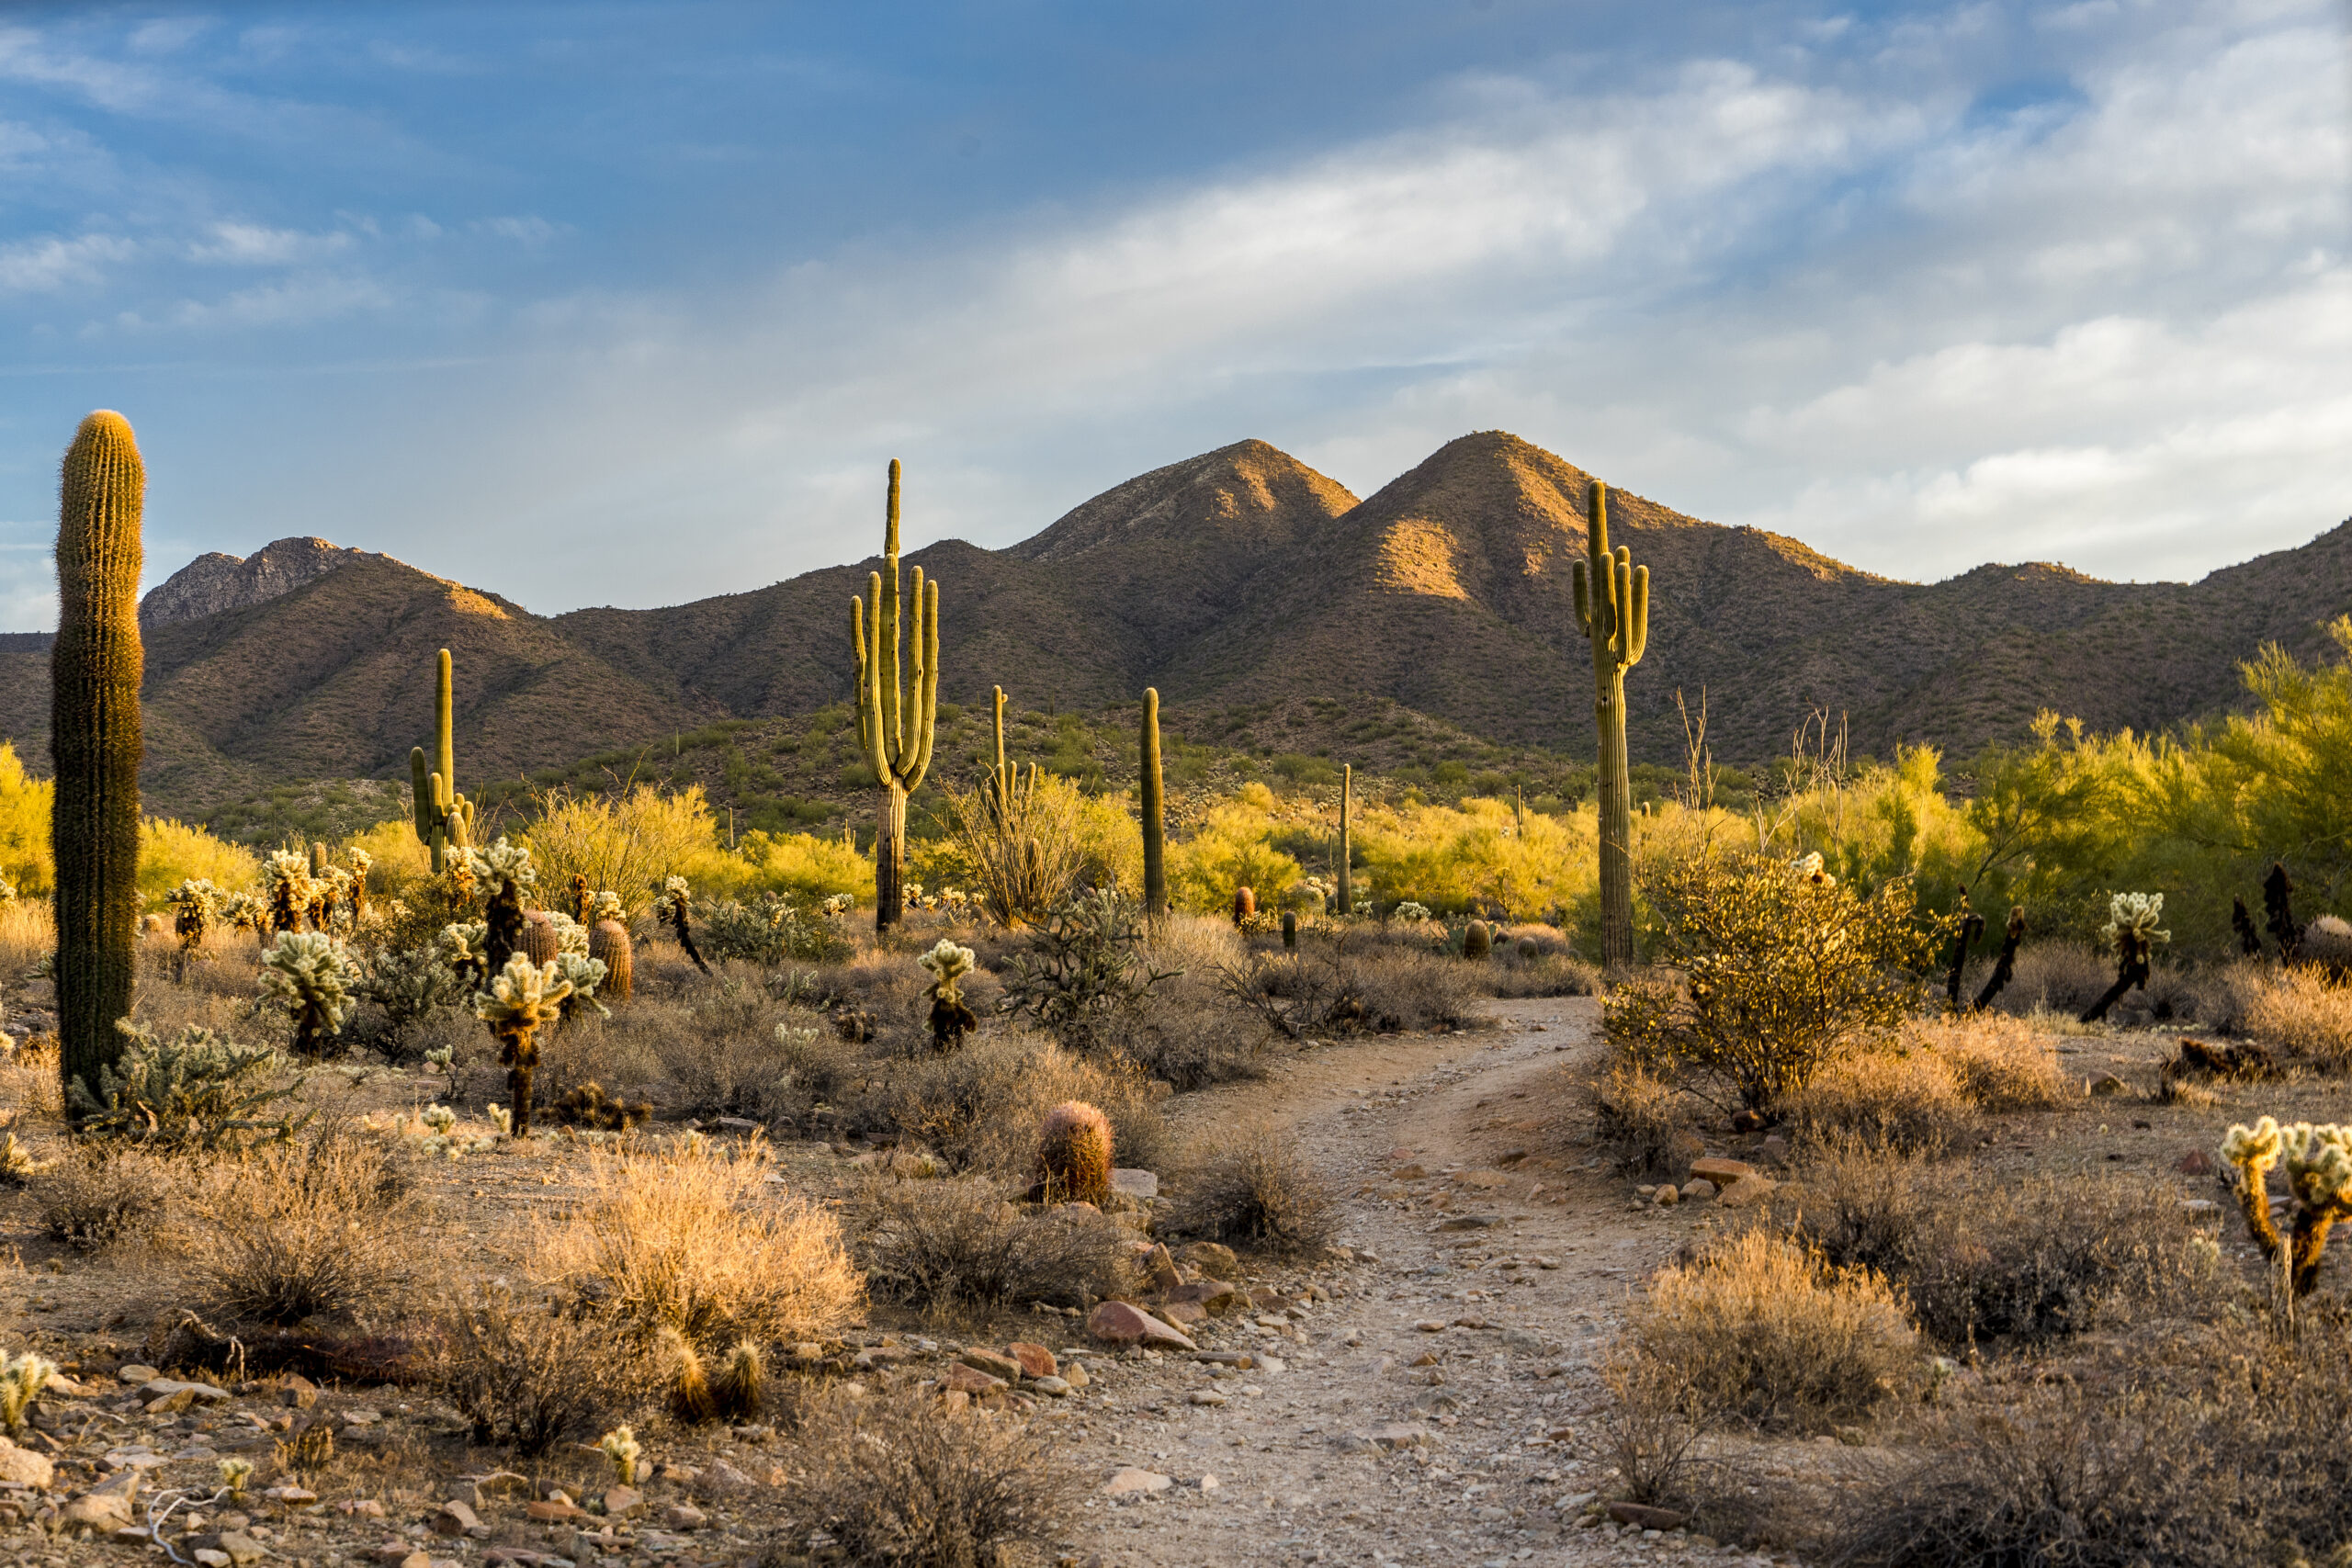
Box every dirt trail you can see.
[1057,999,1759,1568]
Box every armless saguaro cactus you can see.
[51,412,145,1111]
[850,460,939,931]
[1141,689,1166,922]
[1337,763,1353,918]
[1571,480,1649,971]
[409,649,473,874]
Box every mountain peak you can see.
[141,536,390,626]
[1007,438,1357,564]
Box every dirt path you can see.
[1054,998,1761,1568]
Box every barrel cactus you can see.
[259,931,364,1057]
[589,919,634,1001]
[1462,919,1491,960]
[1232,886,1256,927]
[1037,1100,1114,1204]
[521,910,560,967]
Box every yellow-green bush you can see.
[0,743,52,897]
[137,818,257,905]
[519,785,722,917]
[730,828,869,906]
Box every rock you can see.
[1102,1467,1171,1496]
[1653,1183,1679,1207]
[525,1501,582,1523]
[1032,1376,1072,1398]
[341,1407,382,1426]
[1502,1329,1546,1354]
[215,1531,266,1565]
[141,1388,199,1414]
[602,1486,645,1518]
[1160,1300,1208,1326]
[959,1348,1023,1382]
[1414,1321,1447,1333]
[1437,1214,1501,1231]
[1142,1244,1183,1292]
[433,1501,481,1536]
[942,1363,1008,1395]
[1607,1501,1686,1530]
[662,1503,707,1531]
[1008,1342,1057,1380]
[1085,1301,1197,1351]
[1165,1280,1248,1316]
[277,1375,319,1409]
[0,1437,54,1488]
[466,1472,531,1501]
[1189,1389,1227,1406]
[115,1364,158,1385]
[142,1377,231,1404]
[1757,1135,1792,1168]
[61,1472,139,1531]
[1680,1179,1717,1201]
[266,1486,316,1505]
[1367,1423,1431,1450]
[1457,1168,1512,1189]
[194,1551,231,1567]
[1177,1242,1238,1280]
[696,1460,758,1495]
[1257,1355,1285,1373]
[1109,1168,1159,1200]
[1196,1473,1220,1492]
[1062,1361,1091,1388]
[2090,1074,2130,1098]
[1687,1156,1754,1184]
[1715,1174,1778,1207]
[2178,1149,2217,1177]
[1393,1163,1429,1180]
[339,1499,387,1518]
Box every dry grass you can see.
[529,1137,863,1352]
[178,1122,413,1326]
[876,1033,1170,1179]
[1625,1230,1920,1433]
[851,1176,1132,1308]
[1921,1011,2077,1110]
[1590,1059,1697,1177]
[781,1387,1080,1568]
[2242,964,2352,1065]
[1164,1123,1336,1255]
[1782,1049,1973,1156]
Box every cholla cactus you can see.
[547,910,590,957]
[1395,901,1432,923]
[591,889,625,921]
[597,1425,642,1485]
[439,920,491,985]
[259,931,363,1057]
[422,1103,458,1135]
[0,1133,42,1185]
[1,1350,56,1433]
[1792,852,1837,887]
[462,837,538,894]
[920,939,978,1052]
[266,851,313,934]
[474,953,571,1136]
[219,889,268,939]
[661,875,708,974]
[554,953,611,1022]
[0,875,15,904]
[2221,1116,2352,1296]
[218,1456,254,1496]
[820,893,854,918]
[484,1103,513,1137]
[2083,891,2171,1024]
[165,878,218,951]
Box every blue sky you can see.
[0,0,2346,630]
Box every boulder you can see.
[942,1363,1007,1395]
[1687,1157,1754,1184]
[1715,1174,1778,1207]
[958,1348,1023,1382]
[430,1501,480,1537]
[1109,1169,1159,1200]
[601,1486,645,1518]
[1176,1242,1238,1280]
[1085,1302,1197,1352]
[1006,1343,1057,1380]
[0,1438,53,1489]
[1141,1245,1183,1292]
[61,1472,139,1531]
[1680,1179,1717,1201]
[1165,1280,1247,1316]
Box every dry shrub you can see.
[428,1286,632,1457]
[1116,916,1268,1088]
[1350,941,1483,1028]
[529,1138,863,1353]
[783,1387,1080,1568]
[1165,1124,1335,1254]
[2243,964,2352,1066]
[181,1123,411,1325]
[1626,1230,1919,1432]
[625,981,804,1118]
[1783,1050,1973,1156]
[851,1177,1130,1307]
[40,1147,170,1247]
[806,946,935,1055]
[877,1034,1170,1178]
[1591,1060,1696,1176]
[1774,1143,2211,1348]
[1486,924,1601,998]
[1980,942,2114,1021]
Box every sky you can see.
[0,0,2346,632]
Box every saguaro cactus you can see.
[1571,480,1649,970]
[1337,763,1353,918]
[409,649,474,874]
[849,460,939,931]
[52,412,145,1110]
[1141,689,1166,922]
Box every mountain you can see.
[1,431,2345,818]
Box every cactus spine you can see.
[850,459,939,931]
[1337,763,1352,918]
[409,649,473,874]
[1141,688,1166,922]
[1571,480,1649,970]
[51,411,145,1111]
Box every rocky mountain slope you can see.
[1,432,2343,818]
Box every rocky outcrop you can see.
[141,536,383,626]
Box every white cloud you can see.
[165,271,394,329]
[185,221,354,265]
[0,231,137,292]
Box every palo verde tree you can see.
[1572,479,1650,970]
[52,412,145,1111]
[849,459,940,931]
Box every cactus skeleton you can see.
[409,649,474,875]
[51,412,145,1111]
[1571,481,1650,971]
[849,459,939,931]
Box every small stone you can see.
[341,1407,382,1426]
[1142,1244,1183,1292]
[662,1503,707,1530]
[1109,1168,1159,1200]
[1687,1157,1754,1184]
[1653,1183,1680,1207]
[195,1551,231,1567]
[433,1501,481,1537]
[1063,1361,1091,1389]
[1160,1300,1208,1326]
[116,1364,158,1384]
[1007,1342,1057,1379]
[602,1485,645,1517]
[696,1459,757,1495]
[0,1437,54,1489]
[1393,1163,1429,1179]
[1437,1214,1500,1231]
[1606,1501,1685,1530]
[1715,1174,1778,1207]
[1085,1301,1197,1351]
[1189,1390,1227,1406]
[1415,1320,1447,1333]
[339,1499,387,1518]
[1196,1473,1220,1492]
[215,1531,266,1565]
[2177,1149,2217,1177]
[1257,1355,1285,1373]
[1032,1376,1072,1398]
[278,1376,319,1410]
[62,1472,140,1531]
[1367,1423,1431,1450]
[1102,1467,1171,1496]
[1680,1179,1717,1201]
[1177,1242,1238,1280]
[525,1501,582,1523]
[2090,1073,2130,1097]
[264,1486,316,1505]
[1165,1280,1248,1316]
[943,1363,1008,1395]
[959,1348,1023,1382]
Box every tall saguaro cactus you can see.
[51,412,145,1110]
[851,459,939,931]
[1337,763,1353,917]
[409,649,473,874]
[1571,480,1649,970]
[1141,689,1166,921]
